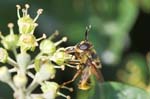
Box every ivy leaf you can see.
[0,82,13,99]
[76,78,149,99]
[117,53,148,89]
[140,0,150,13]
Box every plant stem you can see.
[27,72,35,79]
[12,48,17,59]
[27,64,34,70]
[7,57,19,68]
[9,67,17,73]
[26,80,39,94]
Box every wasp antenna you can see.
[85,25,91,41]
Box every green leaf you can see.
[140,0,150,13]
[0,82,13,99]
[76,81,149,99]
[89,0,139,64]
[117,53,148,89]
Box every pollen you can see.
[36,33,47,42]
[8,23,14,34]
[33,8,43,22]
[55,37,68,46]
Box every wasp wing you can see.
[91,65,104,83]
[88,59,104,83]
[80,66,91,82]
[78,66,91,90]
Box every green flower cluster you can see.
[0,4,75,99]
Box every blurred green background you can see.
[0,0,150,99]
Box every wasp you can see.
[61,25,104,90]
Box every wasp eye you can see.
[79,43,90,50]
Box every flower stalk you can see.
[0,4,76,99]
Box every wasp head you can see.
[75,25,93,52]
[76,41,92,52]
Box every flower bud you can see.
[34,55,49,72]
[51,49,72,65]
[39,39,56,55]
[13,74,27,88]
[1,23,19,50]
[41,81,59,99]
[18,34,37,52]
[16,52,31,72]
[41,81,71,99]
[18,16,38,34]
[1,34,19,50]
[0,48,8,63]
[16,4,43,34]
[0,66,11,83]
[35,63,56,83]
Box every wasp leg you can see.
[65,46,76,54]
[66,64,79,69]
[67,60,80,67]
[68,60,80,64]
[61,69,82,86]
[66,60,81,69]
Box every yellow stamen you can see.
[55,37,67,46]
[36,34,47,42]
[33,9,43,22]
[0,32,4,39]
[25,4,30,16]
[48,30,59,40]
[57,92,71,99]
[8,23,14,34]
[61,86,73,92]
[22,9,26,17]
[16,4,21,18]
